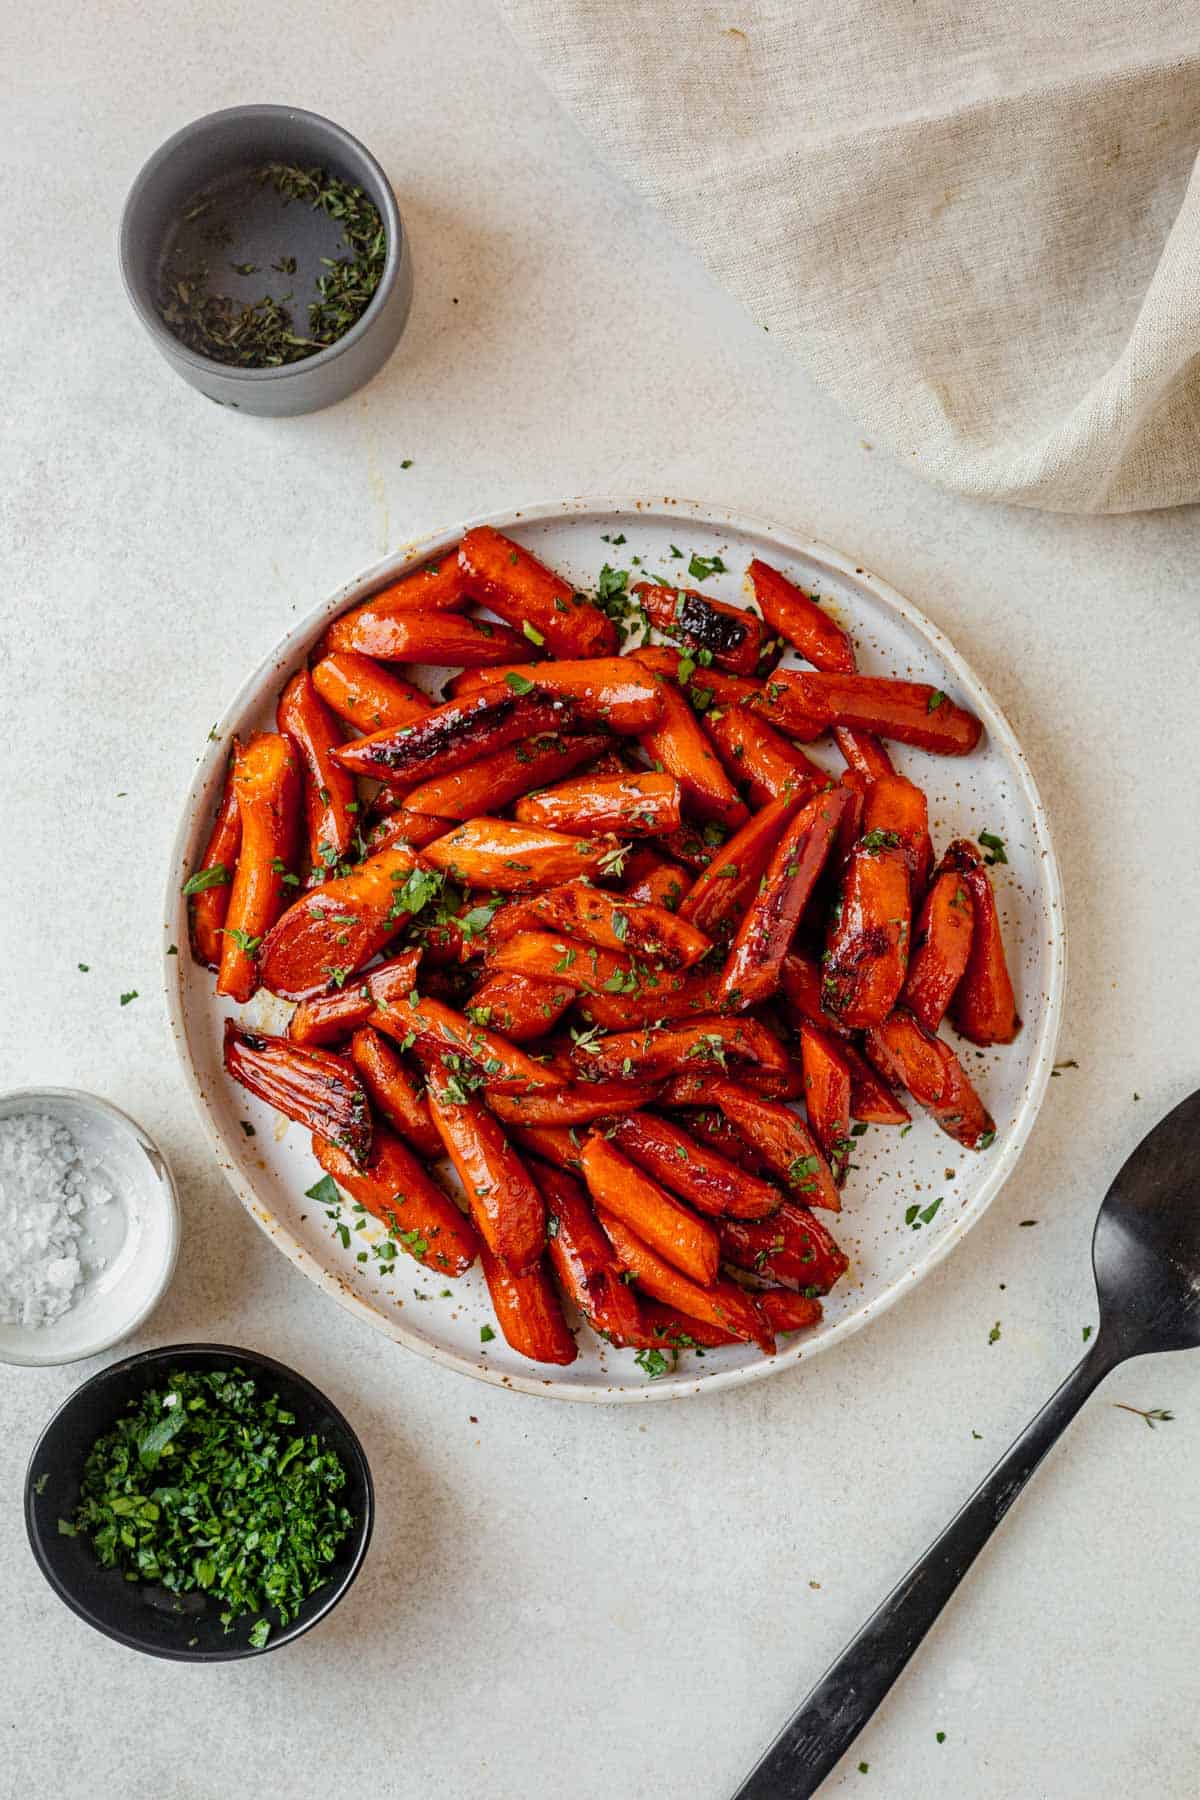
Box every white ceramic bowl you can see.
[165,497,1065,1402]
[0,1089,180,1367]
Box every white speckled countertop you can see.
[2,3,1198,1794]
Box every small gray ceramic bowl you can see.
[119,104,412,417]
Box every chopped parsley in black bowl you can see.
[24,1343,372,1660]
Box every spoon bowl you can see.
[1092,1086,1200,1357]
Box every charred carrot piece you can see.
[596,1209,774,1353]
[862,772,932,896]
[655,824,733,873]
[574,1016,788,1083]
[487,1082,653,1127]
[187,749,241,971]
[372,990,564,1093]
[757,1289,823,1334]
[798,1024,853,1180]
[575,967,725,1031]
[458,525,618,659]
[312,651,432,733]
[822,832,912,1028]
[335,550,467,625]
[514,771,682,838]
[510,1123,584,1173]
[223,1020,370,1164]
[313,1127,479,1276]
[478,1239,577,1364]
[779,951,854,1039]
[257,845,420,1000]
[423,817,619,891]
[841,1040,911,1125]
[485,929,661,999]
[942,840,1021,1045]
[678,794,805,938]
[325,607,531,668]
[334,689,569,784]
[634,650,826,745]
[620,847,689,912]
[633,1304,740,1350]
[634,664,748,827]
[751,671,982,756]
[533,1160,645,1345]
[902,867,975,1031]
[703,704,828,807]
[702,1079,841,1210]
[632,581,768,676]
[449,659,663,733]
[608,1112,779,1219]
[865,1009,996,1149]
[582,1134,719,1285]
[463,969,575,1042]
[277,670,358,884]
[288,947,422,1047]
[657,1100,769,1173]
[526,880,709,970]
[718,1201,848,1294]
[403,731,609,820]
[425,1085,546,1273]
[717,786,849,1009]
[216,733,301,1002]
[366,808,453,854]
[349,1025,442,1159]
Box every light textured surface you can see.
[1,2,1198,1796]
[498,0,1200,513]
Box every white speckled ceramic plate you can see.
[165,499,1065,1402]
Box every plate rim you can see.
[163,494,1066,1403]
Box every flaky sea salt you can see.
[0,1113,112,1328]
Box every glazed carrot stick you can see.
[371,990,565,1093]
[757,1289,823,1334]
[487,1082,653,1128]
[633,1304,740,1349]
[463,969,576,1042]
[288,947,423,1047]
[422,817,618,891]
[365,808,453,854]
[277,669,358,883]
[532,1160,646,1344]
[325,608,531,668]
[608,1112,780,1219]
[311,651,433,734]
[526,881,709,969]
[477,1240,578,1365]
[655,824,734,872]
[349,1025,442,1159]
[510,1123,585,1173]
[701,1079,841,1210]
[901,867,975,1031]
[717,785,849,1008]
[223,1021,371,1165]
[257,845,420,1000]
[631,581,768,676]
[657,1101,769,1173]
[336,550,467,623]
[402,732,608,819]
[334,690,570,783]
[634,663,749,827]
[942,840,1021,1045]
[633,650,827,745]
[703,703,828,807]
[862,772,932,896]
[187,749,241,970]
[677,794,805,937]
[718,1201,848,1293]
[486,930,661,1000]
[798,1023,853,1179]
[514,771,682,838]
[865,1009,996,1149]
[822,832,912,1028]
[750,671,982,756]
[425,1086,546,1273]
[575,967,724,1030]
[581,1134,720,1285]
[216,732,300,1003]
[573,1016,789,1083]
[458,525,618,659]
[448,660,663,732]
[779,951,854,1039]
[841,1040,911,1125]
[620,847,689,911]
[595,1209,774,1353]
[313,1126,479,1277]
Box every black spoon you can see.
[734,1088,1200,1800]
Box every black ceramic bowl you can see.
[25,1343,373,1660]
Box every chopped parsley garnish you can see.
[687,552,727,581]
[182,863,232,895]
[505,672,537,696]
[480,1324,495,1343]
[634,1347,673,1379]
[119,990,139,1006]
[979,830,1008,866]
[304,1175,341,1207]
[926,690,946,712]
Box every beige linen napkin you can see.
[497,0,1200,512]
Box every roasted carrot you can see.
[288,947,422,1047]
[366,808,453,853]
[747,558,855,675]
[575,966,725,1031]
[658,1101,770,1173]
[402,731,608,819]
[526,880,709,970]
[372,990,564,1093]
[449,659,663,732]
[334,689,569,783]
[751,670,982,756]
[798,1023,853,1179]
[717,786,849,1008]
[534,1160,646,1344]
[573,1016,788,1082]
[510,1123,584,1173]
[678,794,805,937]
[485,929,661,999]
[865,1010,996,1149]
[862,772,932,896]
[637,652,826,745]
[313,1126,479,1277]
[325,608,531,668]
[703,703,828,807]
[187,750,241,971]
[608,1112,780,1219]
[425,1086,545,1273]
[718,1201,848,1293]
[514,771,682,838]
[634,662,749,827]
[349,1025,442,1159]
[822,832,912,1028]
[620,846,689,911]
[216,732,300,1003]
[422,817,618,891]
[656,824,733,872]
[223,1021,371,1165]
[336,550,468,623]
[757,1289,823,1334]
[458,525,618,659]
[581,1134,719,1285]
[902,867,975,1031]
[631,581,768,676]
[779,950,853,1039]
[463,969,575,1042]
[311,651,433,734]
[277,670,358,883]
[700,1079,841,1210]
[257,844,419,1000]
[634,1304,739,1349]
[488,1082,651,1126]
[942,840,1021,1045]
[841,1040,911,1125]
[477,1239,578,1364]
[595,1209,774,1353]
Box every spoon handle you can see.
[732,1341,1119,1799]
